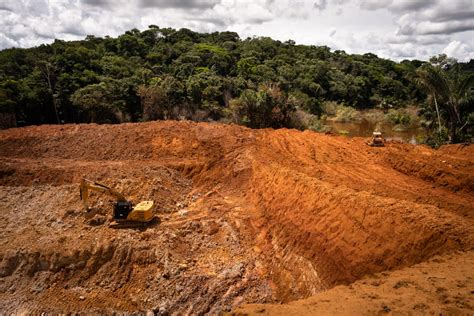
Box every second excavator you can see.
[79,178,155,226]
[367,131,385,147]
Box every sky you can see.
[0,0,473,62]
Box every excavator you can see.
[79,178,155,226]
[367,131,385,147]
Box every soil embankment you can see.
[232,250,474,315]
[0,121,472,314]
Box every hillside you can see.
[0,121,473,314]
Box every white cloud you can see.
[139,0,219,9]
[443,40,474,61]
[313,0,327,11]
[0,33,18,48]
[360,0,392,11]
[360,0,435,12]
[212,1,274,25]
[394,0,474,36]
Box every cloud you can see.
[387,33,449,46]
[268,0,316,19]
[138,0,219,9]
[0,2,20,13]
[443,40,474,61]
[313,0,327,11]
[212,1,274,25]
[416,20,474,35]
[358,0,473,37]
[359,0,435,12]
[389,0,435,12]
[0,33,18,48]
[81,0,114,7]
[57,8,85,36]
[393,0,474,36]
[360,0,392,11]
[0,0,50,15]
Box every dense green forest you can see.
[0,26,472,144]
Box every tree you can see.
[0,79,20,127]
[117,32,146,57]
[186,70,229,119]
[230,83,296,128]
[138,76,188,121]
[137,84,167,121]
[37,61,61,124]
[70,82,128,123]
[416,57,474,144]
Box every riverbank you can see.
[305,103,425,143]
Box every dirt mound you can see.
[383,143,474,193]
[0,121,473,313]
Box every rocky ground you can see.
[0,121,472,314]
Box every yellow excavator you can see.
[79,178,155,225]
[367,131,385,147]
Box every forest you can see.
[0,26,472,145]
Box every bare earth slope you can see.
[0,121,472,314]
[232,250,474,315]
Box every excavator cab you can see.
[114,201,133,220]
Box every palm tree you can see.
[416,66,444,133]
[416,62,473,143]
[447,68,474,139]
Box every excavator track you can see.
[109,216,159,229]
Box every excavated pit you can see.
[0,121,473,314]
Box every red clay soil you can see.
[232,250,474,315]
[0,121,473,314]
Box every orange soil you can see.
[232,250,474,315]
[0,121,472,314]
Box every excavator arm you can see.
[79,178,128,210]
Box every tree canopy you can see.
[416,55,474,146]
[0,26,472,143]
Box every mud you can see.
[0,121,472,314]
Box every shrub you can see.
[385,109,412,125]
[321,101,338,116]
[229,83,296,128]
[321,102,361,122]
[424,127,449,148]
[334,105,361,122]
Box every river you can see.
[323,118,426,144]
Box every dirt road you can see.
[0,121,472,314]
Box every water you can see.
[323,118,426,144]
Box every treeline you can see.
[0,26,472,143]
